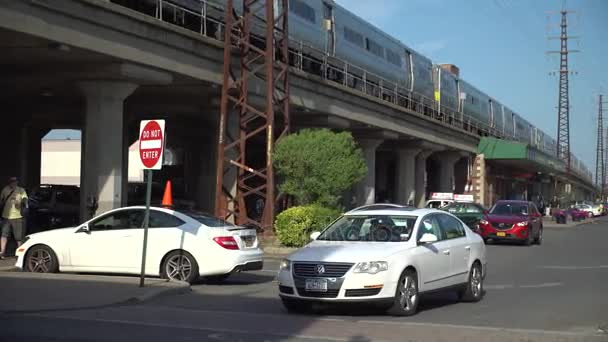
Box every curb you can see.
[262,247,297,257]
[0,266,18,272]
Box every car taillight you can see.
[213,236,240,250]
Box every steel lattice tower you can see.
[554,10,575,171]
[596,94,604,193]
[214,0,290,231]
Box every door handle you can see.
[465,246,471,251]
[443,250,450,255]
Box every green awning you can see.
[478,137,565,174]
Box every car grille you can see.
[296,288,340,298]
[491,222,512,230]
[279,285,294,294]
[293,263,354,278]
[345,288,382,297]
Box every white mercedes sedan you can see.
[277,207,487,316]
[15,206,263,283]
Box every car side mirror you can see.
[76,224,90,233]
[310,231,321,240]
[418,233,438,245]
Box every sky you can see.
[334,0,607,175]
[46,0,608,175]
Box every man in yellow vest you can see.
[0,177,28,259]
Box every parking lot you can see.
[2,218,607,341]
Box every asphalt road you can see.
[3,219,608,341]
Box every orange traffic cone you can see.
[161,180,173,208]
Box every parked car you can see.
[15,207,263,283]
[478,200,543,245]
[277,207,487,316]
[440,202,487,233]
[27,184,80,233]
[574,204,602,218]
[568,207,588,222]
[425,199,453,209]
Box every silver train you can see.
[142,0,590,180]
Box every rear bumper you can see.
[230,260,263,273]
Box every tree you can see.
[273,128,367,207]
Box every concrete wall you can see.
[41,139,143,186]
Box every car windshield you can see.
[490,203,529,216]
[317,215,417,242]
[184,212,235,227]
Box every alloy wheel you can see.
[165,254,192,281]
[398,274,418,311]
[470,265,483,298]
[27,249,52,273]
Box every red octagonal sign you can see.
[139,120,165,170]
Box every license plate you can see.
[305,278,328,292]
[496,232,506,237]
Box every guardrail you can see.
[109,0,592,184]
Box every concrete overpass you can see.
[0,0,594,221]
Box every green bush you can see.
[275,205,341,247]
[273,128,367,207]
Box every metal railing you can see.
[110,0,592,183]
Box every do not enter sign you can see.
[139,120,165,170]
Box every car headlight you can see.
[353,261,388,274]
[279,259,291,272]
[516,221,528,227]
[479,219,489,225]
[22,235,30,244]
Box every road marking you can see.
[519,282,562,289]
[25,313,351,342]
[484,284,514,290]
[62,305,605,338]
[540,265,608,270]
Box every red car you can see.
[478,200,543,245]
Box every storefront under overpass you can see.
[472,138,594,209]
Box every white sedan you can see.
[278,207,487,316]
[15,206,263,283]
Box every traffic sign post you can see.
[138,120,165,287]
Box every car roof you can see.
[495,200,530,204]
[344,207,442,217]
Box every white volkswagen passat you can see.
[15,206,263,283]
[277,207,487,316]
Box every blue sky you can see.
[47,0,607,175]
[335,0,607,174]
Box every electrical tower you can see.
[214,0,290,231]
[547,7,579,172]
[596,94,604,195]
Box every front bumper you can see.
[480,224,530,241]
[277,268,397,302]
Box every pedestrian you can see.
[0,177,28,259]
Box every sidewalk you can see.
[543,216,598,228]
[0,272,190,313]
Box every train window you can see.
[289,0,315,23]
[386,49,401,66]
[344,26,364,48]
[365,38,384,58]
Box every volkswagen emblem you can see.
[316,264,325,274]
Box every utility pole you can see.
[596,94,604,197]
[547,6,579,173]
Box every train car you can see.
[433,65,460,114]
[513,114,533,145]
[489,98,504,134]
[459,79,491,130]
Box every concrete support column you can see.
[356,139,383,206]
[78,81,137,220]
[395,148,421,205]
[415,151,434,208]
[437,152,465,193]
